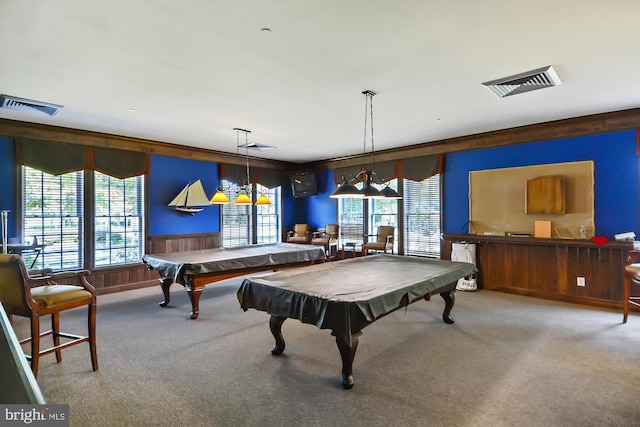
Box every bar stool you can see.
[623,263,640,323]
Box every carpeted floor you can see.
[10,279,640,427]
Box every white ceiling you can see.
[1,1,639,163]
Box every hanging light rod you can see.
[330,90,402,200]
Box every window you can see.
[221,180,252,247]
[22,166,84,270]
[22,166,145,271]
[256,184,281,244]
[404,174,441,257]
[338,193,364,244]
[338,180,400,251]
[94,172,145,266]
[368,179,399,253]
[336,175,440,257]
[221,181,282,247]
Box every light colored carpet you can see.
[10,279,640,427]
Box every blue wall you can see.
[281,173,306,230]
[148,155,221,236]
[443,130,639,237]
[1,130,638,241]
[283,169,338,231]
[306,169,338,228]
[0,137,16,238]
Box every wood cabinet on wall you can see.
[525,176,566,214]
[442,234,633,310]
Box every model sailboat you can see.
[168,180,211,215]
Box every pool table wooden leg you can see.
[440,291,455,324]
[186,285,202,319]
[269,315,286,355]
[335,334,359,389]
[158,278,172,307]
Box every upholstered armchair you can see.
[0,254,98,377]
[362,226,395,255]
[311,224,340,261]
[287,224,311,244]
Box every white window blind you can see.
[368,179,399,252]
[22,166,84,270]
[338,195,364,244]
[222,180,252,247]
[403,174,441,257]
[94,172,145,266]
[256,184,281,244]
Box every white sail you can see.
[168,180,211,214]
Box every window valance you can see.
[220,163,244,186]
[400,154,443,181]
[333,155,442,184]
[17,138,87,176]
[221,163,284,189]
[255,168,284,189]
[333,160,398,185]
[17,139,150,178]
[91,146,150,179]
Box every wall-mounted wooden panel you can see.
[526,176,565,214]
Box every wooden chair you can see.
[0,254,98,377]
[623,250,640,323]
[287,224,311,244]
[311,224,339,261]
[362,226,395,255]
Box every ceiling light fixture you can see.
[330,90,402,200]
[210,128,272,206]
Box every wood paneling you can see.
[442,234,633,310]
[59,263,160,295]
[57,233,223,295]
[146,232,221,254]
[309,108,640,170]
[2,109,640,171]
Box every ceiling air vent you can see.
[482,65,561,98]
[238,142,276,151]
[0,94,64,116]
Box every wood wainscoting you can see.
[442,234,634,311]
[146,232,221,254]
[84,232,222,295]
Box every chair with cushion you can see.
[623,250,640,323]
[362,226,395,255]
[287,224,311,244]
[311,224,340,261]
[0,254,98,377]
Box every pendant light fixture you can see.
[210,190,230,204]
[234,128,256,205]
[255,194,272,205]
[330,91,402,199]
[211,128,272,206]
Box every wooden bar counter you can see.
[442,234,634,310]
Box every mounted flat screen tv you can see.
[290,171,317,198]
